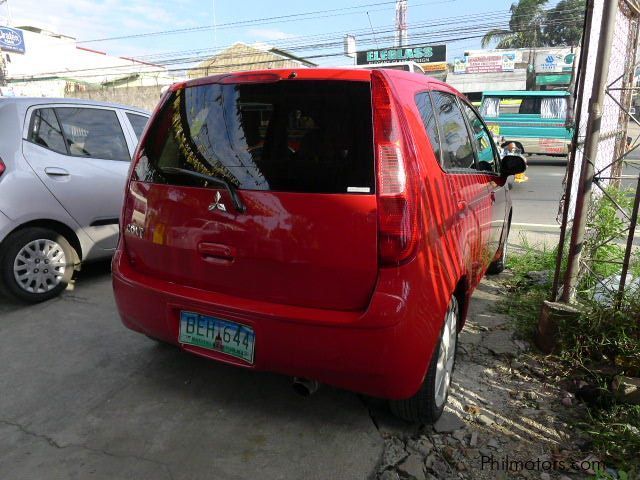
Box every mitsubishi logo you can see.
[208,191,227,212]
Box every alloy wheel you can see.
[434,297,458,408]
[13,239,67,294]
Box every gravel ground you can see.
[366,274,600,480]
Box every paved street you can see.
[510,156,566,246]
[0,263,382,480]
[510,150,640,247]
[1,154,638,479]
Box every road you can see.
[0,263,383,480]
[510,156,566,246]
[1,153,638,480]
[509,151,640,246]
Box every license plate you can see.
[179,311,255,364]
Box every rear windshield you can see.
[135,80,374,194]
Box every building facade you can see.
[1,25,178,98]
[188,42,316,79]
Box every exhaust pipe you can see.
[292,377,319,397]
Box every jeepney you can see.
[480,90,573,157]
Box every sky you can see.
[2,0,562,70]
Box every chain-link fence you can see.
[553,0,640,305]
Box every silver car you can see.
[0,97,149,302]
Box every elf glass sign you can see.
[0,27,25,54]
[357,45,446,65]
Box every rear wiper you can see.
[159,167,246,213]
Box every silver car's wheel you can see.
[1,227,75,303]
[434,297,458,408]
[13,239,67,294]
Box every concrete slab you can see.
[0,263,383,480]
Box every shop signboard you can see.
[422,61,447,72]
[535,50,576,73]
[453,52,516,74]
[0,27,25,54]
[356,44,446,65]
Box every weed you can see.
[497,231,640,474]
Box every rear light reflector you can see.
[372,72,420,267]
[377,143,406,195]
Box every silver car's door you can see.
[22,105,132,251]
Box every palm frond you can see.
[481,29,514,48]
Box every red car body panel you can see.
[112,68,510,400]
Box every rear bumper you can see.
[112,249,443,399]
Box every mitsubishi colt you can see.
[112,68,525,422]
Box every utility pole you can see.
[560,0,618,302]
[537,0,620,353]
[0,0,12,26]
[212,0,217,50]
[395,0,408,48]
[0,0,10,88]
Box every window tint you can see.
[460,102,499,174]
[126,113,148,140]
[137,81,374,193]
[55,108,130,161]
[430,92,476,171]
[415,92,441,163]
[28,108,67,154]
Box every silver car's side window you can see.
[27,108,68,155]
[126,113,148,140]
[55,108,131,162]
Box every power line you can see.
[7,4,585,80]
[8,16,583,81]
[76,0,457,44]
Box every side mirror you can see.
[501,155,527,177]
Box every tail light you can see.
[372,72,420,266]
[0,158,5,177]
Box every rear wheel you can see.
[389,296,459,423]
[0,227,75,303]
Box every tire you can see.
[389,296,459,423]
[487,221,510,275]
[0,227,76,303]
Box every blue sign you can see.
[0,27,25,54]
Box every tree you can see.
[544,0,586,46]
[481,0,586,49]
[481,0,549,49]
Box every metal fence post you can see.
[561,0,620,303]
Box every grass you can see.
[496,234,640,477]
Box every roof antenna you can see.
[366,12,380,49]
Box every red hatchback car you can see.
[112,68,525,423]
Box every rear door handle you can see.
[44,167,70,177]
[198,242,236,264]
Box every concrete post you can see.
[561,0,619,303]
